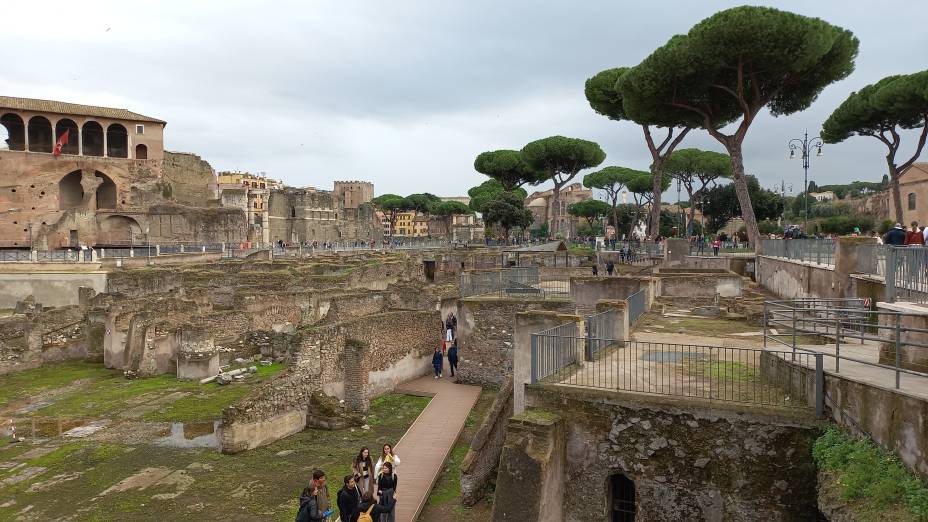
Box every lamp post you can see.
[788,130,823,235]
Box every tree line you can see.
[377,6,927,248]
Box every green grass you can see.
[0,392,430,522]
[685,360,756,383]
[0,361,109,405]
[814,425,928,521]
[1,361,286,422]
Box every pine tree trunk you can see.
[649,163,662,238]
[550,184,562,239]
[889,158,904,224]
[727,142,761,253]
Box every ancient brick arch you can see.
[98,214,142,245]
[58,171,84,209]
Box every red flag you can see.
[53,129,69,156]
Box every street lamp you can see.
[788,130,824,235]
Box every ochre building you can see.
[0,96,246,248]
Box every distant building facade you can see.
[890,163,928,226]
[809,191,836,202]
[267,181,379,244]
[525,182,593,238]
[0,96,247,248]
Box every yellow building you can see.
[375,210,431,237]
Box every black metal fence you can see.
[764,298,928,389]
[530,334,821,411]
[459,267,570,299]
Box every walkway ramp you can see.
[390,375,481,522]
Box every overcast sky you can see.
[2,1,926,200]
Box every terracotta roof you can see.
[0,96,165,124]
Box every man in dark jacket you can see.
[432,347,443,378]
[447,341,459,378]
[885,223,907,246]
[336,475,360,522]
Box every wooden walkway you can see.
[387,372,481,522]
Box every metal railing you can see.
[886,246,928,303]
[0,250,32,262]
[627,289,647,324]
[760,238,836,266]
[855,243,889,279]
[459,267,570,299]
[586,309,618,357]
[764,298,928,389]
[530,333,820,411]
[688,242,754,256]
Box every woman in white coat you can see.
[374,443,401,477]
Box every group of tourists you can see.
[296,444,402,522]
[883,221,928,246]
[434,313,459,378]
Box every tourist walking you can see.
[376,462,399,522]
[592,264,598,276]
[310,469,330,517]
[712,237,721,256]
[448,340,459,378]
[374,444,401,476]
[432,346,443,378]
[907,222,925,245]
[351,447,376,499]
[337,475,361,522]
[605,260,615,276]
[296,484,326,522]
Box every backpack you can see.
[357,504,376,522]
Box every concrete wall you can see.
[0,267,108,308]
[764,350,928,480]
[755,255,839,299]
[569,277,641,312]
[497,385,820,522]
[658,273,742,298]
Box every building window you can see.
[909,193,917,211]
[610,473,636,522]
[136,125,144,134]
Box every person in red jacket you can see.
[906,222,925,245]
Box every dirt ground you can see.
[0,362,430,521]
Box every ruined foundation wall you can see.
[219,309,440,453]
[456,297,576,386]
[461,378,511,505]
[497,386,820,522]
[161,151,216,207]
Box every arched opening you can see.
[135,143,148,160]
[0,113,25,150]
[95,172,117,209]
[59,171,85,209]
[98,215,142,245]
[908,192,917,211]
[106,123,128,158]
[609,473,636,522]
[82,121,104,156]
[27,116,53,153]
[54,119,79,155]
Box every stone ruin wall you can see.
[493,386,820,522]
[219,309,441,453]
[455,297,576,386]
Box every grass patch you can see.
[0,392,430,521]
[814,425,928,521]
[366,394,431,426]
[3,361,286,422]
[0,362,109,405]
